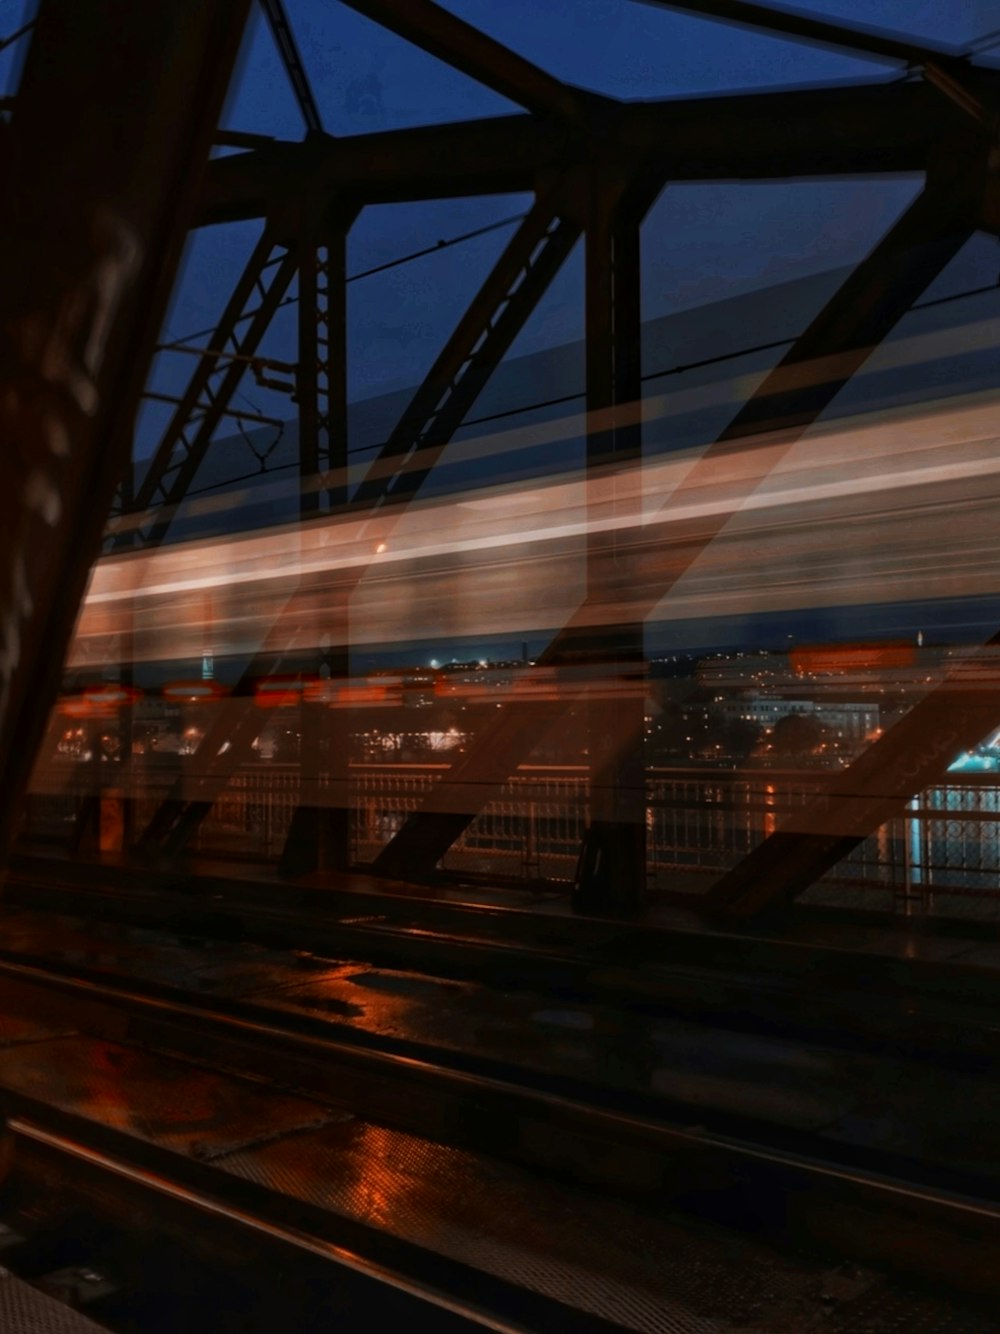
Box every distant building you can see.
[716,695,878,741]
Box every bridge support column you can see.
[281,213,353,876]
[572,170,651,917]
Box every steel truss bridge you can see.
[4,0,1000,921]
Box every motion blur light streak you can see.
[107,307,1000,543]
[12,7,1000,1326]
[65,389,1000,669]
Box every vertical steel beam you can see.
[371,172,662,888]
[325,229,350,511]
[296,237,322,521]
[137,195,582,862]
[295,215,353,516]
[283,214,353,874]
[573,171,649,915]
[370,164,980,885]
[0,0,249,865]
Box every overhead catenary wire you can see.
[156,212,530,354]
[146,173,1000,491]
[369,276,1000,444]
[157,216,999,370]
[157,274,1000,502]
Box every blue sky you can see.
[6,2,999,665]
[5,2,997,459]
[136,1,1000,460]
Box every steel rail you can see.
[0,949,999,1300]
[7,1119,522,1334]
[8,854,1000,1071]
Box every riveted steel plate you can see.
[822,1281,1000,1332]
[0,1267,108,1333]
[216,1116,934,1334]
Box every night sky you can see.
[3,2,997,448]
[5,1,1000,670]
[131,1,1000,457]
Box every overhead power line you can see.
[162,274,1000,502]
[157,212,529,354]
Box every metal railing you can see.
[24,760,1000,916]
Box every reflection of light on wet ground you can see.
[344,970,464,998]
[339,1123,416,1228]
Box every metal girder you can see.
[0,0,249,863]
[584,175,646,473]
[369,164,980,883]
[259,0,325,135]
[108,227,298,551]
[297,221,350,518]
[340,0,599,127]
[278,194,579,872]
[630,0,962,67]
[369,171,661,886]
[706,649,1000,919]
[351,194,581,511]
[635,1,995,127]
[692,183,981,914]
[280,214,352,874]
[199,79,968,223]
[694,189,981,448]
[573,170,660,914]
[136,193,582,861]
[201,116,567,220]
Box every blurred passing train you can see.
[28,386,1000,813]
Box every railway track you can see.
[0,901,995,1317]
[0,1116,495,1334]
[2,855,1000,1323]
[2,1070,997,1334]
[10,851,1000,1070]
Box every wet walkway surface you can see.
[1,901,999,1189]
[2,870,1000,1330]
[0,1016,994,1333]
